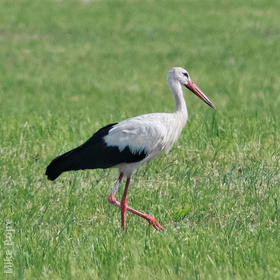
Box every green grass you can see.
[1,0,280,279]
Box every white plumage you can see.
[104,112,187,176]
[104,67,192,177]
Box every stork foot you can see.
[145,215,164,231]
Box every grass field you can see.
[1,0,280,279]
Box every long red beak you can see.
[185,80,215,109]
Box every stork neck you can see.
[168,79,187,114]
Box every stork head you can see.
[167,67,215,109]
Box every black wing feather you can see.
[45,123,147,181]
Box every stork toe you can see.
[145,215,164,230]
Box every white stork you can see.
[46,67,215,231]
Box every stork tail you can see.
[45,148,80,181]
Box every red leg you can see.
[125,205,164,231]
[120,178,130,231]
[108,176,163,231]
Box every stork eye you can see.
[183,72,189,78]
